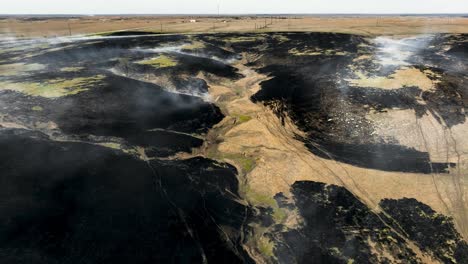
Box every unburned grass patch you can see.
[136,55,177,68]
[240,184,288,224]
[235,114,252,124]
[60,67,85,72]
[31,106,43,111]
[288,47,348,56]
[0,63,46,77]
[181,41,206,50]
[0,75,105,98]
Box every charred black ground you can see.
[247,32,465,173]
[272,181,468,264]
[0,31,467,264]
[0,33,251,263]
[0,129,252,263]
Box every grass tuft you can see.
[258,236,275,257]
[236,114,252,123]
[31,106,43,111]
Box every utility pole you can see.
[217,0,221,32]
[67,22,72,36]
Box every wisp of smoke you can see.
[373,35,435,67]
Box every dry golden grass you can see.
[347,67,435,91]
[0,75,105,98]
[199,58,468,242]
[1,16,468,38]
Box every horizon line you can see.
[1,13,468,16]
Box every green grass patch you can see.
[236,114,252,123]
[245,225,276,259]
[0,75,105,98]
[241,184,288,224]
[0,63,45,77]
[241,158,255,172]
[60,67,84,72]
[137,55,177,68]
[243,186,277,208]
[258,236,274,257]
[204,146,255,173]
[222,153,255,173]
[31,106,43,111]
[272,208,287,223]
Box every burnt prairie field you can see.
[0,31,467,264]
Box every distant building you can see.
[189,19,197,23]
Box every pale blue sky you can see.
[2,0,467,14]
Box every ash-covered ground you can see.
[0,32,467,264]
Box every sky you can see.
[1,0,467,15]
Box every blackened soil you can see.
[51,74,221,135]
[274,181,419,264]
[1,32,467,264]
[0,129,253,264]
[10,35,242,79]
[0,33,260,263]
[274,181,467,264]
[246,32,464,173]
[181,41,243,62]
[126,130,204,157]
[102,31,161,36]
[0,33,266,264]
[171,76,209,95]
[1,33,245,158]
[171,53,242,78]
[0,73,222,157]
[380,198,468,264]
[252,67,451,173]
[409,35,468,129]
